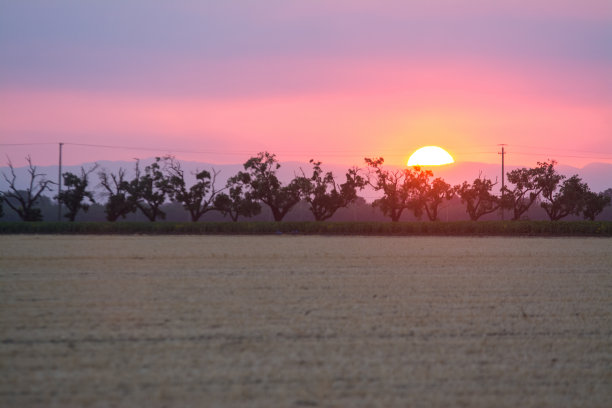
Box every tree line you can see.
[1,152,610,222]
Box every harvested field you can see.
[1,235,611,407]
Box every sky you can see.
[1,0,611,168]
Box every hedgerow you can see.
[1,221,611,236]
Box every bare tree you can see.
[1,156,53,221]
[98,167,137,222]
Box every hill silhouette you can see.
[2,158,610,197]
[1,157,610,222]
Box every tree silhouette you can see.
[1,156,53,221]
[127,159,169,222]
[0,194,4,218]
[56,165,98,221]
[541,174,594,221]
[365,157,431,222]
[98,167,137,221]
[456,176,500,221]
[237,152,309,222]
[502,162,554,220]
[161,156,223,222]
[214,172,262,222]
[214,173,261,222]
[421,176,455,221]
[582,191,611,221]
[302,160,366,221]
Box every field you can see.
[1,235,611,407]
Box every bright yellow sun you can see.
[407,146,454,166]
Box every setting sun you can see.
[407,146,454,166]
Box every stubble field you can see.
[0,235,611,407]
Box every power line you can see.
[0,142,57,146]
[65,143,381,157]
[2,141,612,161]
[511,144,612,156]
[1,142,415,157]
[510,151,612,160]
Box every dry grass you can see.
[1,235,611,407]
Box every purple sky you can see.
[1,0,611,168]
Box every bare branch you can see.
[0,156,51,221]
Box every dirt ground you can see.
[0,235,611,407]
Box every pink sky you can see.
[1,1,611,168]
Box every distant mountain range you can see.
[1,158,611,200]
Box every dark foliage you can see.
[541,174,594,221]
[582,191,611,221]
[214,172,262,222]
[421,176,455,221]
[365,157,431,222]
[127,159,169,222]
[162,156,223,222]
[502,162,554,220]
[302,160,366,221]
[237,152,310,221]
[2,220,611,237]
[456,176,500,221]
[56,165,98,221]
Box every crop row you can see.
[1,221,611,236]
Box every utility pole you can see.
[498,144,506,221]
[57,142,63,221]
